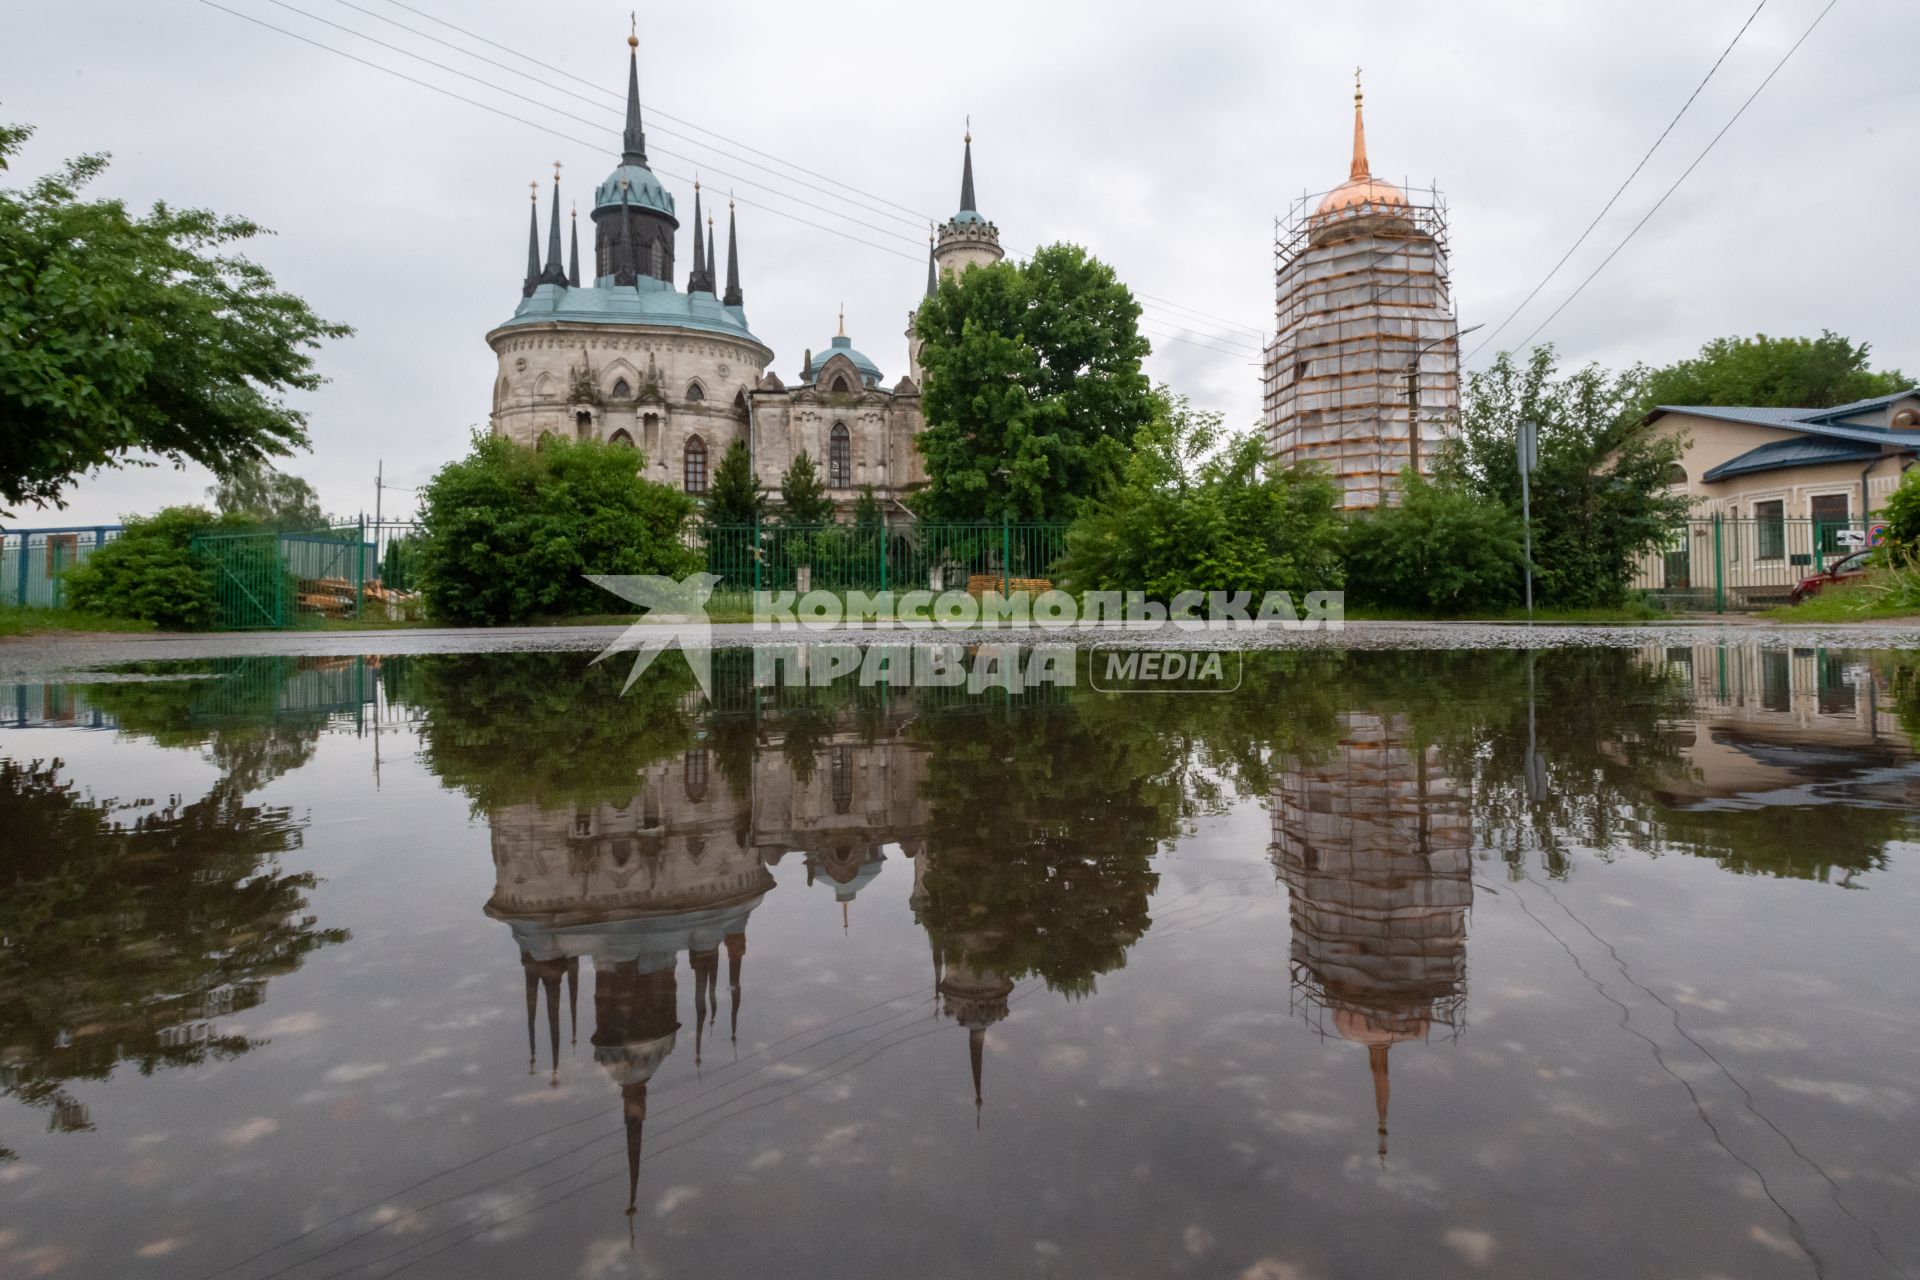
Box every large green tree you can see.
[1644,331,1909,410]
[914,242,1153,520]
[207,459,328,530]
[1058,390,1345,600]
[703,439,766,528]
[0,122,350,513]
[414,433,697,625]
[777,449,834,526]
[1440,346,1690,608]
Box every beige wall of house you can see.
[1645,409,1916,523]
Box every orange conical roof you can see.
[1315,71,1409,217]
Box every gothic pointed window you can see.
[829,374,850,393]
[611,378,631,399]
[684,750,709,804]
[685,381,705,401]
[608,428,635,449]
[684,434,708,493]
[829,423,851,487]
[830,745,854,815]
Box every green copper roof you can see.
[594,163,675,218]
[499,277,763,347]
[806,334,881,385]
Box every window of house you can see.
[829,423,851,487]
[1754,500,1785,560]
[830,745,854,815]
[611,378,631,399]
[1664,464,1687,486]
[575,410,593,439]
[684,435,708,493]
[685,381,705,401]
[829,374,850,393]
[1810,493,1850,555]
[684,750,708,803]
[608,429,635,448]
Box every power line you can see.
[1141,324,1260,359]
[195,0,927,264]
[1502,0,1839,358]
[333,0,930,232]
[1135,291,1265,340]
[1465,0,1769,364]
[382,0,934,225]
[258,0,928,246]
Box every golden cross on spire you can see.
[1355,66,1363,105]
[964,113,971,144]
[837,303,845,337]
[528,180,537,202]
[552,160,563,182]
[628,10,638,48]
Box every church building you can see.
[486,30,1002,517]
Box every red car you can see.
[1788,549,1872,604]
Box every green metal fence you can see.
[193,521,422,630]
[1630,515,1882,611]
[192,531,293,630]
[703,520,1071,595]
[2,526,122,609]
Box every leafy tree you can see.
[414,433,698,625]
[1881,469,1920,560]
[703,439,766,528]
[207,459,328,530]
[915,243,1153,519]
[1644,331,1910,411]
[59,505,234,629]
[777,449,834,526]
[1441,346,1690,607]
[852,485,883,532]
[1058,391,1345,600]
[0,122,350,514]
[1346,472,1524,614]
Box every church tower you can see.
[591,28,679,285]
[911,125,1005,383]
[1263,76,1460,510]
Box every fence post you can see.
[879,520,889,595]
[15,536,27,608]
[356,515,367,620]
[1712,514,1724,614]
[1001,512,1010,599]
[752,517,762,595]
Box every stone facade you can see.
[487,37,1001,519]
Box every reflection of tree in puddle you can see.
[0,662,344,1148]
[1271,711,1471,1162]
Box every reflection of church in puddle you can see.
[1270,712,1472,1159]
[483,714,931,1219]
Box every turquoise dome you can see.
[594,163,674,218]
[949,209,986,226]
[808,334,881,385]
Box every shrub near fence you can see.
[703,521,1070,596]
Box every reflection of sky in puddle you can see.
[1,646,1917,1279]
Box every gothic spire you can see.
[1370,1042,1391,1164]
[924,227,937,298]
[705,215,716,293]
[540,165,567,286]
[722,199,742,307]
[958,120,977,213]
[523,181,540,297]
[687,182,708,292]
[726,932,745,1046]
[568,204,581,287]
[621,24,647,165]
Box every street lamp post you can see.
[1406,322,1484,475]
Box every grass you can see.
[1760,568,1920,623]
[0,604,158,637]
[1344,598,1670,624]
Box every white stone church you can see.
[486,31,1003,516]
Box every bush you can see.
[1346,473,1524,615]
[1058,391,1345,600]
[414,433,699,625]
[60,506,229,628]
[1882,468,1920,560]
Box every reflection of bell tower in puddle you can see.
[485,763,774,1224]
[1271,711,1472,1160]
[910,850,1013,1123]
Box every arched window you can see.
[575,410,593,440]
[1665,464,1688,487]
[608,428,635,449]
[733,388,750,418]
[830,745,854,815]
[536,430,555,450]
[683,750,709,803]
[494,376,509,407]
[829,423,851,487]
[684,434,708,493]
[685,381,705,401]
[611,378,631,399]
[829,374,850,394]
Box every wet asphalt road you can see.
[8,618,1920,680]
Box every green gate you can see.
[191,531,292,630]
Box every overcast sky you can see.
[7,0,1915,526]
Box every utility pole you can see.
[374,459,383,529]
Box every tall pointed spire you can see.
[705,215,715,293]
[958,119,977,213]
[725,932,746,1045]
[1370,1042,1391,1163]
[568,204,581,287]
[1349,67,1370,181]
[523,181,540,297]
[687,182,708,292]
[969,1026,986,1125]
[621,21,647,165]
[722,198,742,307]
[540,164,567,286]
[924,227,937,298]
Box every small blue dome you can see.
[594,163,675,218]
[807,334,882,386]
[949,209,986,226]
